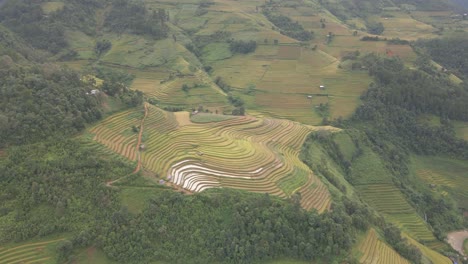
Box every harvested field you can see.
[277,45,301,60]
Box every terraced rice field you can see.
[352,150,439,244]
[357,229,410,264]
[89,108,144,161]
[357,184,437,243]
[131,69,228,109]
[212,43,370,124]
[0,238,63,264]
[405,234,452,264]
[88,105,333,212]
[377,13,437,40]
[412,155,468,209]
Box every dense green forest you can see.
[0,140,134,243]
[350,54,468,157]
[104,0,169,38]
[263,8,314,41]
[0,0,169,54]
[416,36,468,80]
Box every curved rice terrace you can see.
[86,104,333,212]
[357,229,410,264]
[0,238,64,264]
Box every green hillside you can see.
[1,0,468,263]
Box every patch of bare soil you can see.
[87,246,96,261]
[447,230,468,256]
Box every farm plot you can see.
[88,108,145,161]
[358,184,437,242]
[131,69,229,109]
[454,121,468,141]
[352,150,438,243]
[0,238,63,264]
[221,45,370,124]
[405,234,453,264]
[321,35,417,63]
[376,13,437,40]
[411,155,468,209]
[357,229,410,264]
[88,105,333,212]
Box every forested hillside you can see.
[0,0,467,263]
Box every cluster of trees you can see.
[95,189,374,263]
[95,39,112,57]
[0,139,133,243]
[416,36,468,79]
[0,61,102,146]
[90,65,143,107]
[360,54,468,123]
[229,40,257,54]
[263,10,314,41]
[0,0,171,54]
[215,76,231,92]
[228,94,245,115]
[0,0,68,54]
[366,21,385,35]
[104,0,168,39]
[384,225,422,263]
[361,36,387,41]
[387,38,410,45]
[318,0,378,21]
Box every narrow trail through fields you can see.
[106,103,148,187]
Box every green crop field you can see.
[411,155,468,209]
[0,237,64,264]
[190,113,237,123]
[454,121,468,141]
[351,148,439,244]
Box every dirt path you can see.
[447,230,468,256]
[106,103,148,187]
